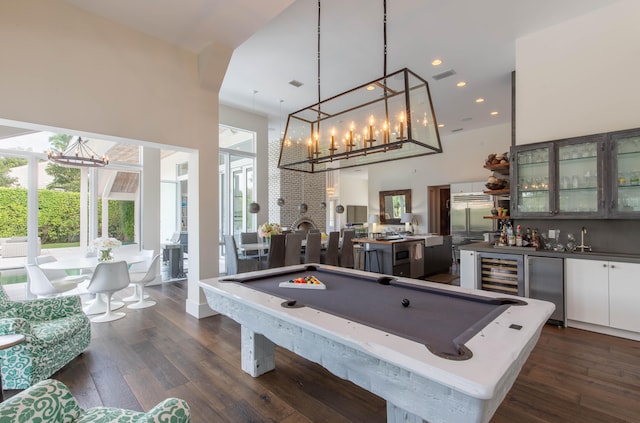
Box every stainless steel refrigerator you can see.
[450,192,495,248]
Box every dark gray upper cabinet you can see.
[511,132,620,219]
[608,128,640,218]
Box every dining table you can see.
[39,255,147,315]
[238,239,328,265]
[38,255,146,271]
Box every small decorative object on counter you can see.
[92,237,122,262]
[515,225,523,247]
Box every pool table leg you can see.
[387,401,425,423]
[241,326,276,377]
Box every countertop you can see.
[459,242,640,264]
[353,237,423,245]
[353,235,444,246]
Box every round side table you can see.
[0,334,26,401]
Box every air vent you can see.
[451,128,464,133]
[461,117,472,122]
[288,79,304,88]
[432,69,456,81]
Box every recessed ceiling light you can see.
[438,123,445,128]
[431,59,442,66]
[490,111,499,116]
[456,81,466,87]
[475,98,485,103]
[366,85,375,91]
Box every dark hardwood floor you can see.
[8,280,640,422]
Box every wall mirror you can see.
[379,189,411,224]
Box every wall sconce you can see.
[249,202,260,214]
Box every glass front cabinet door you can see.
[512,135,606,218]
[555,135,606,218]
[512,143,554,217]
[610,128,640,217]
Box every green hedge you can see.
[0,187,134,244]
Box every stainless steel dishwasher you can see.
[526,256,565,327]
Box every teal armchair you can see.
[0,285,91,389]
[0,379,191,422]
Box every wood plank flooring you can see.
[7,280,640,422]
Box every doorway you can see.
[428,185,450,235]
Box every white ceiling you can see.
[54,0,623,140]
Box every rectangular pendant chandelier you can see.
[278,68,443,173]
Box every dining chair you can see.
[224,235,259,275]
[321,231,340,266]
[266,234,286,269]
[240,232,260,259]
[127,254,161,309]
[86,261,131,323]
[26,264,80,298]
[339,229,356,268]
[304,232,322,264]
[34,256,88,285]
[284,233,304,266]
[122,249,154,302]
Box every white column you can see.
[25,156,39,299]
[80,167,88,252]
[89,168,99,240]
[141,146,161,284]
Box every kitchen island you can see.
[354,235,452,278]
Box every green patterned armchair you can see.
[0,379,191,422]
[0,285,91,389]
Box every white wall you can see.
[339,174,368,206]
[516,0,640,143]
[0,0,231,318]
[367,123,511,230]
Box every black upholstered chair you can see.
[224,235,259,275]
[304,231,322,264]
[339,229,356,268]
[321,231,340,266]
[266,234,286,269]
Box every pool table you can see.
[199,265,554,423]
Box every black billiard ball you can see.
[401,298,410,308]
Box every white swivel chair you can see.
[122,249,154,302]
[34,255,89,284]
[26,264,80,298]
[127,253,161,309]
[86,261,131,323]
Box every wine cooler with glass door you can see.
[476,252,524,296]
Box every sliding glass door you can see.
[219,125,257,258]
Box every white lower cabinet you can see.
[566,258,640,332]
[609,262,640,332]
[459,250,477,289]
[566,259,609,326]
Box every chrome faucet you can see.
[577,226,591,252]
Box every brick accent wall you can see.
[268,138,327,232]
